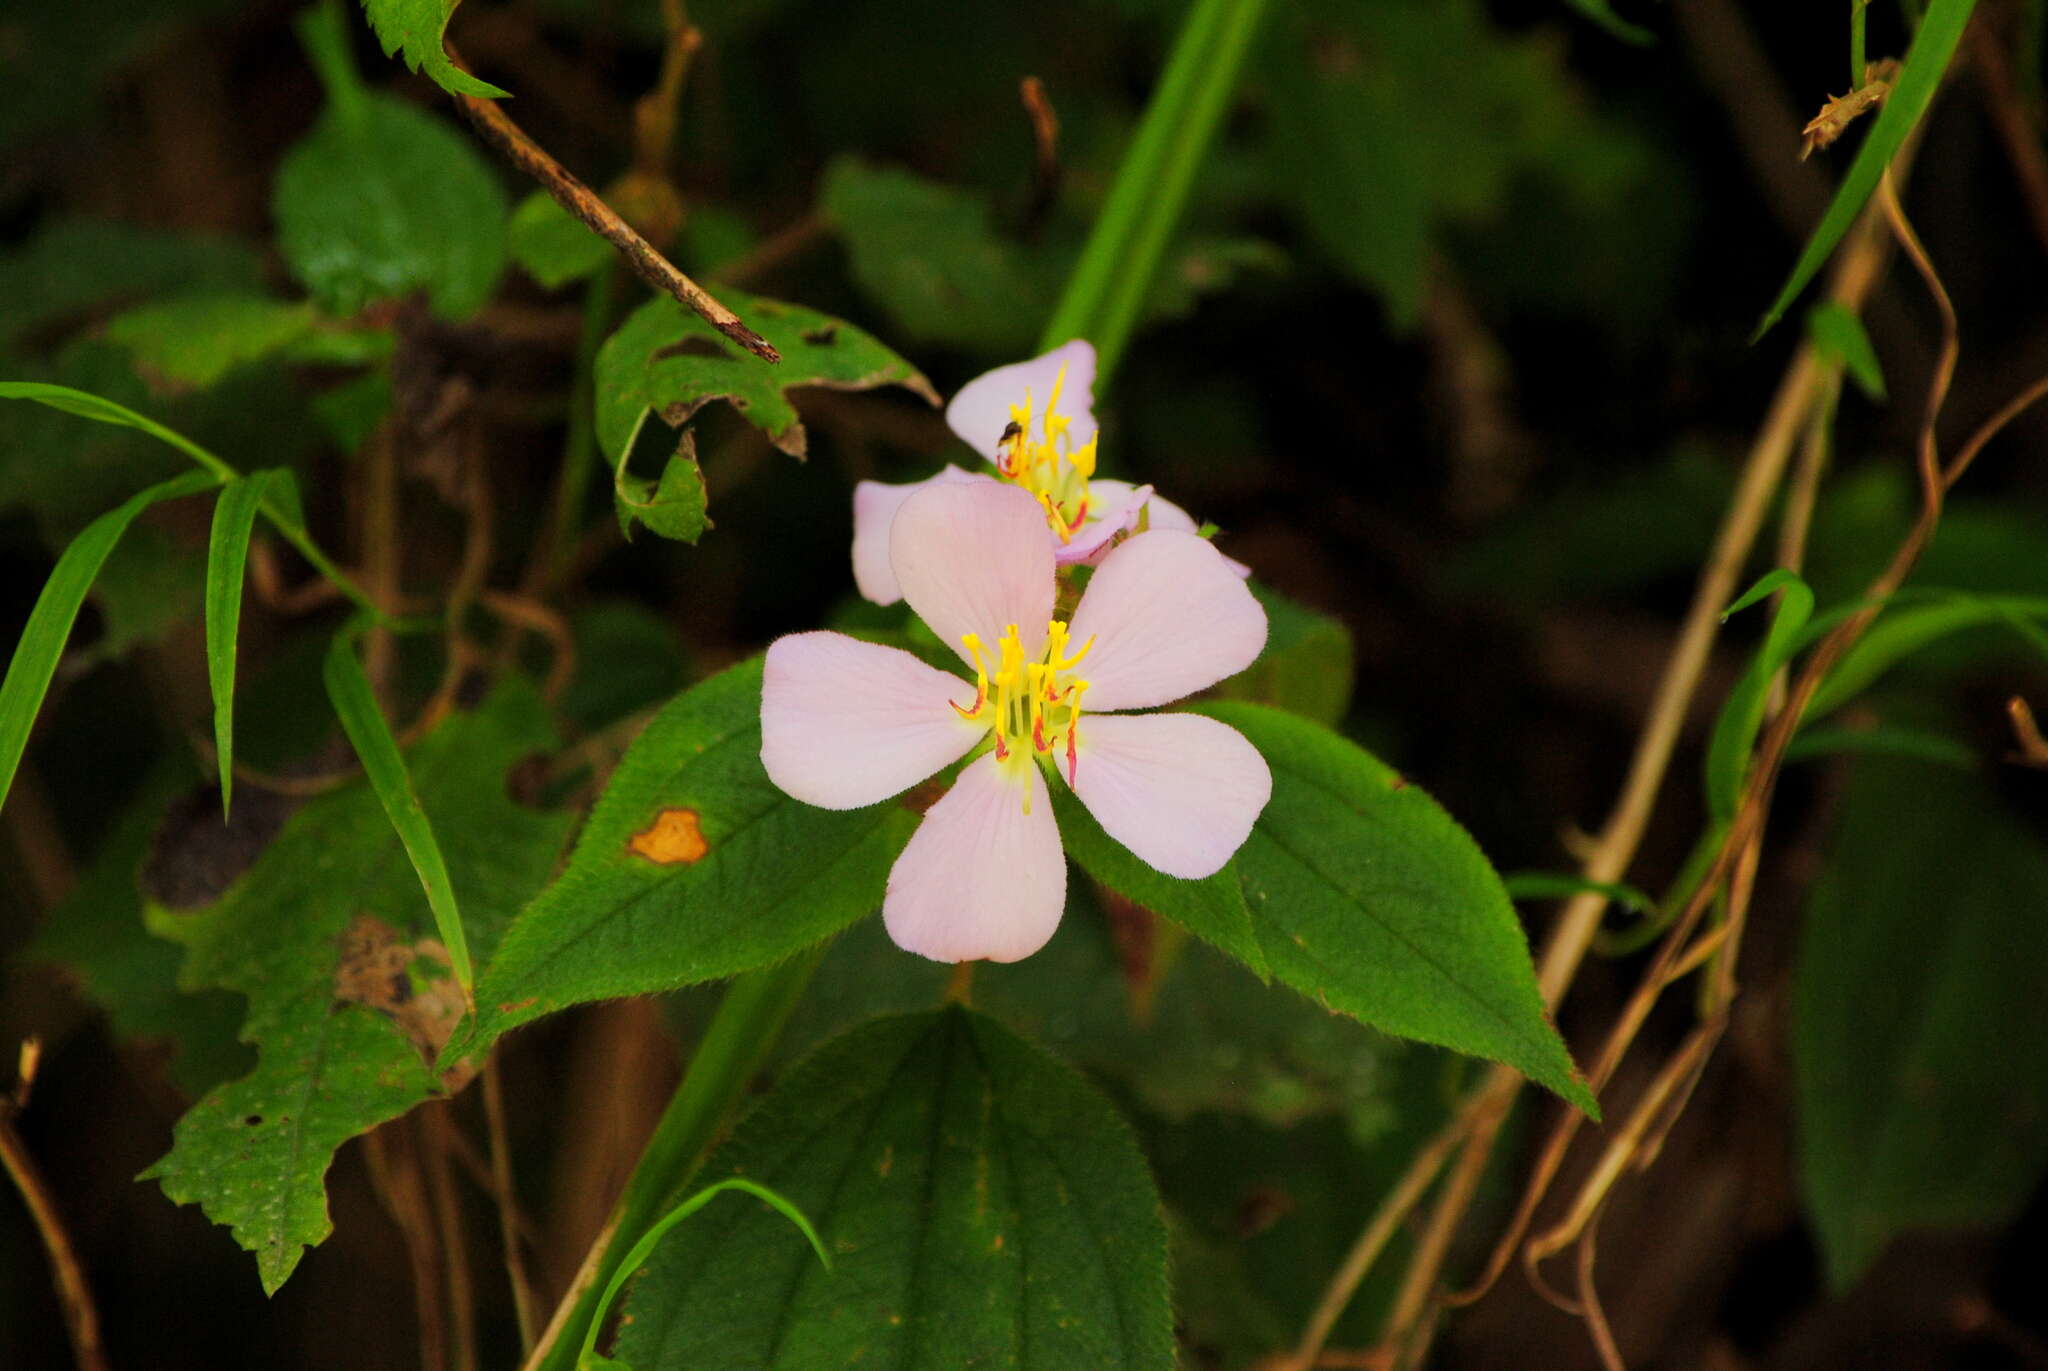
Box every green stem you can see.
[1036,0,1271,384]
[528,948,824,1371]
[1851,0,1869,87]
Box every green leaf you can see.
[1705,570,1814,821]
[323,625,474,995]
[580,1179,829,1371]
[29,765,254,1098]
[818,155,1045,354]
[0,469,218,814]
[614,430,711,544]
[277,8,507,319]
[1216,582,1355,725]
[103,294,318,390]
[1807,301,1886,399]
[1753,0,1977,338]
[508,190,613,290]
[141,682,570,1292]
[1501,871,1656,915]
[1782,722,1976,769]
[359,0,509,98]
[595,289,937,468]
[0,217,262,352]
[612,1008,1174,1371]
[1558,0,1654,44]
[206,471,289,816]
[1794,756,2048,1287]
[451,657,918,1055]
[1806,593,2048,720]
[83,525,208,666]
[1192,702,1594,1113]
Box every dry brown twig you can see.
[1801,57,1901,158]
[3,1040,111,1371]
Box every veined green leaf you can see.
[1754,0,1977,338]
[358,0,509,98]
[450,657,918,1056]
[1706,569,1814,821]
[1795,756,2048,1287]
[612,1009,1174,1371]
[323,626,472,995]
[206,471,290,816]
[0,469,218,813]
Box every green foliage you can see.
[1705,570,1814,822]
[103,295,319,390]
[1794,756,2048,1287]
[451,657,917,1054]
[0,470,218,815]
[359,0,510,98]
[205,471,289,814]
[559,602,691,733]
[820,156,1046,354]
[1558,0,1654,44]
[1192,703,1592,1112]
[1217,582,1355,725]
[323,625,475,994]
[1805,593,2048,720]
[0,219,262,352]
[612,1008,1174,1371]
[142,682,570,1292]
[30,766,254,1098]
[1807,301,1886,400]
[276,5,507,319]
[1755,0,1977,337]
[595,290,935,539]
[85,525,210,666]
[508,190,613,290]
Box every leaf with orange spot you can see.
[627,807,708,865]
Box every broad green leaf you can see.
[359,0,510,98]
[1558,0,1653,44]
[0,217,261,351]
[581,1179,829,1371]
[1794,756,2048,1287]
[206,471,290,815]
[451,657,918,1055]
[1217,582,1355,725]
[508,189,613,289]
[614,431,710,544]
[277,7,507,319]
[103,294,317,389]
[1807,301,1886,400]
[324,625,473,994]
[594,290,937,467]
[29,764,253,1098]
[818,155,1045,354]
[1754,0,1977,337]
[142,682,570,1292]
[0,469,218,813]
[1191,702,1593,1112]
[1705,570,1814,821]
[613,1008,1174,1371]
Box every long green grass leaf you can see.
[0,381,380,618]
[1706,570,1815,821]
[1807,592,2048,719]
[206,470,290,817]
[1036,0,1269,382]
[1753,0,1976,339]
[321,625,472,996]
[0,470,220,812]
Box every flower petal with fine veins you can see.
[1069,712,1271,878]
[1080,479,1250,577]
[1066,530,1266,711]
[891,481,1055,665]
[850,465,987,605]
[761,632,984,810]
[945,338,1098,460]
[883,754,1066,962]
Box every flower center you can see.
[951,619,1095,790]
[994,363,1098,543]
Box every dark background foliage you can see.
[3,0,2047,1367]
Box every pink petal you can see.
[1065,530,1267,711]
[1054,482,1155,565]
[850,466,987,605]
[761,632,984,809]
[883,753,1066,962]
[890,481,1055,666]
[945,339,1098,462]
[1069,712,1271,878]
[1079,481,1250,577]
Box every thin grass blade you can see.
[206,470,290,817]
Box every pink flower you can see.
[765,480,1271,963]
[851,339,1244,605]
